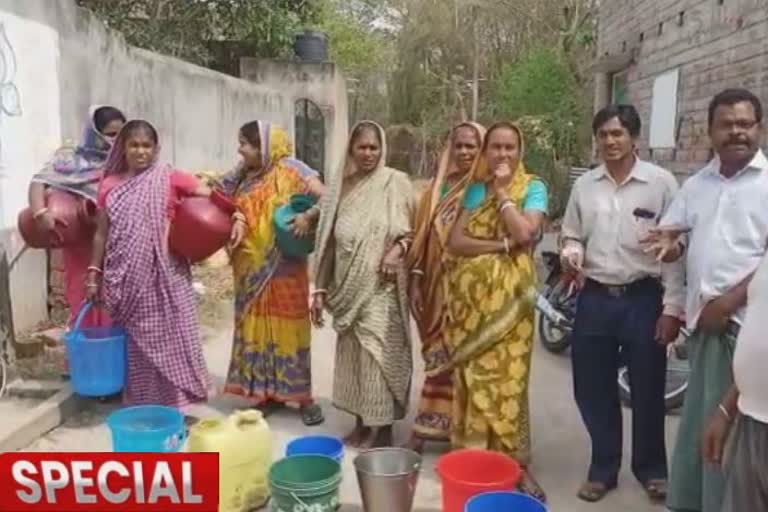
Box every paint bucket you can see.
[286,435,345,462]
[465,491,547,512]
[66,302,126,398]
[269,455,342,512]
[107,405,186,453]
[437,449,521,512]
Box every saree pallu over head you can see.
[31,104,118,201]
[313,120,415,412]
[439,122,539,372]
[221,122,317,403]
[219,122,316,310]
[406,121,486,371]
[101,121,209,406]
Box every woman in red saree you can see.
[28,105,125,330]
[404,122,486,452]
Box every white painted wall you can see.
[0,14,61,229]
[0,0,348,330]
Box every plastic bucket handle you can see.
[271,478,341,497]
[71,301,94,332]
[290,492,308,508]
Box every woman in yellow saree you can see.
[404,122,486,452]
[222,121,326,426]
[443,121,548,501]
[312,121,415,448]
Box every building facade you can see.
[594,0,768,176]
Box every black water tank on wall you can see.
[294,31,329,62]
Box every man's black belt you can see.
[585,277,661,298]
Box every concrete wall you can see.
[0,0,347,330]
[594,0,768,176]
[240,58,349,177]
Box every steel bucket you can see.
[353,448,422,512]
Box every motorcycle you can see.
[536,250,689,412]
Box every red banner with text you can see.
[0,452,219,512]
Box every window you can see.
[611,70,629,104]
[649,68,680,148]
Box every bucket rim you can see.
[353,447,422,477]
[465,491,547,510]
[286,434,344,449]
[269,454,342,482]
[286,437,344,459]
[107,405,184,433]
[65,327,127,341]
[436,449,521,487]
[271,454,341,465]
[287,434,344,444]
[270,475,342,493]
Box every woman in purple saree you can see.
[86,120,211,412]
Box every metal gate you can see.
[294,99,325,178]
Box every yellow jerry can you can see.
[188,410,273,511]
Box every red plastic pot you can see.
[169,188,235,263]
[18,190,95,249]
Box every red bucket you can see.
[436,449,521,512]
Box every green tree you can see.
[314,0,393,123]
[489,47,589,216]
[76,0,318,66]
[491,48,579,120]
[315,0,390,79]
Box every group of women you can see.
[28,106,549,500]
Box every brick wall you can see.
[48,250,67,318]
[595,0,768,177]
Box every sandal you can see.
[518,471,547,503]
[300,403,325,426]
[643,479,667,503]
[252,401,285,418]
[577,481,616,503]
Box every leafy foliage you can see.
[490,47,589,216]
[491,48,580,121]
[313,0,394,123]
[76,0,318,65]
[316,0,389,80]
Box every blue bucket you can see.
[65,302,127,397]
[286,435,345,462]
[465,491,547,512]
[107,406,186,453]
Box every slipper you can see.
[644,479,667,502]
[300,403,325,426]
[577,481,616,503]
[518,471,547,503]
[252,401,285,418]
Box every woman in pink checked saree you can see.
[86,120,211,411]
